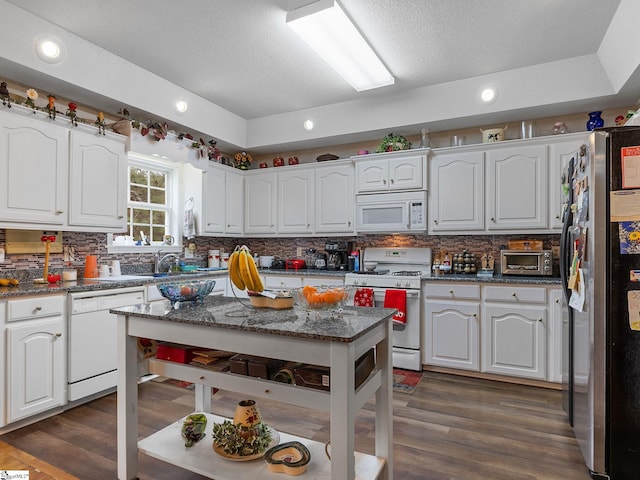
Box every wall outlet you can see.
[0,247,4,262]
[184,247,194,259]
[296,247,303,257]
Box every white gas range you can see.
[344,247,431,371]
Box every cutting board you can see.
[5,230,63,254]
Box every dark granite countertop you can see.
[423,273,561,285]
[111,295,395,343]
[0,270,229,298]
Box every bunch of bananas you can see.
[228,245,264,292]
[0,278,19,287]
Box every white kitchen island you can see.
[113,296,394,480]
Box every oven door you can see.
[370,287,421,350]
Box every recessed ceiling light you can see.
[35,35,65,64]
[175,100,188,114]
[479,86,498,104]
[303,120,314,131]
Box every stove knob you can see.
[395,280,402,287]
[405,280,411,288]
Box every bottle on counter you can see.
[208,250,220,269]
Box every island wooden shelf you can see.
[114,298,394,480]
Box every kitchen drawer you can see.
[264,275,303,290]
[8,295,64,322]
[483,285,546,304]
[424,283,480,300]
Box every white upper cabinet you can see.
[429,151,484,232]
[0,109,127,231]
[315,162,355,234]
[245,171,277,234]
[200,163,244,236]
[0,110,68,225]
[278,169,314,234]
[68,130,127,229]
[486,144,548,230]
[355,150,427,193]
[225,169,244,235]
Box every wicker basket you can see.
[248,295,294,309]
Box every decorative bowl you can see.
[157,279,216,306]
[292,285,355,311]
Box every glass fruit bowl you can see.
[292,285,355,311]
[157,279,216,306]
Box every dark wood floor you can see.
[1,372,591,479]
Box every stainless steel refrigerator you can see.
[560,126,640,479]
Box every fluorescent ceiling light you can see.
[287,0,394,92]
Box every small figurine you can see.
[66,102,78,127]
[95,111,106,135]
[46,94,56,120]
[25,88,38,113]
[0,81,11,108]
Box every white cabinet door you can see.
[549,135,589,230]
[7,317,65,422]
[423,300,480,371]
[203,166,226,234]
[355,158,388,192]
[482,304,547,379]
[315,163,355,233]
[355,154,425,192]
[245,172,277,234]
[225,169,244,234]
[68,130,127,229]
[487,145,548,230]
[548,288,563,383]
[388,155,424,190]
[0,111,68,225]
[278,169,314,234]
[429,151,484,232]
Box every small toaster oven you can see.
[500,250,553,276]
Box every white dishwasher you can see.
[68,287,145,401]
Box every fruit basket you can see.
[157,279,216,307]
[292,285,355,311]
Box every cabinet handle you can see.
[433,219,438,224]
[471,313,477,318]
[118,215,124,219]
[555,215,561,219]
[34,306,42,311]
[449,290,454,295]
[512,293,517,298]
[555,298,560,303]
[348,221,351,226]
[306,224,310,227]
[55,332,62,337]
[264,389,270,394]
[383,179,387,185]
[490,217,496,222]
[538,318,543,322]
[199,376,205,380]
[390,179,394,184]
[56,210,64,214]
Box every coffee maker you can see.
[325,241,353,271]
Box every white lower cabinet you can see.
[4,295,66,424]
[423,283,480,371]
[481,285,547,380]
[423,282,557,382]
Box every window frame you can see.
[107,152,183,255]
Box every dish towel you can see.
[354,288,374,307]
[184,198,196,239]
[384,289,407,324]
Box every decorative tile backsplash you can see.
[0,229,560,279]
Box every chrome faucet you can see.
[154,250,180,274]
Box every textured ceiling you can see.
[2,0,637,153]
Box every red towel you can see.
[354,288,374,307]
[384,289,407,324]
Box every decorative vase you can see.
[233,399,262,428]
[586,111,604,131]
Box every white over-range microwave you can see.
[355,191,427,232]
